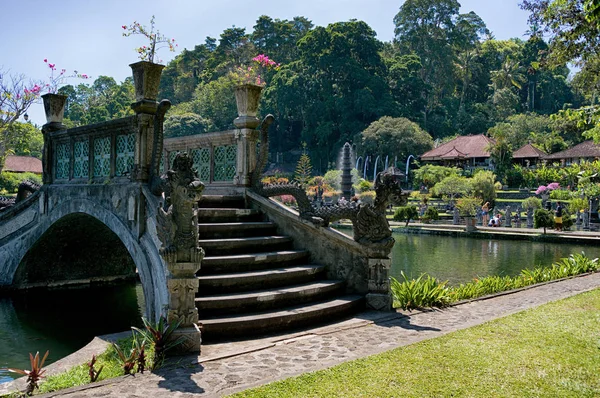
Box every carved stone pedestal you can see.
[366,258,392,311]
[169,324,202,355]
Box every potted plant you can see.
[229,54,280,128]
[41,59,90,124]
[123,16,177,103]
[456,196,480,231]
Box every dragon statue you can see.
[0,180,41,211]
[251,115,406,250]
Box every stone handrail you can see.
[163,128,259,190]
[44,116,138,184]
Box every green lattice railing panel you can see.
[192,147,211,181]
[73,140,89,179]
[214,145,236,181]
[55,142,70,180]
[116,134,135,177]
[93,136,111,177]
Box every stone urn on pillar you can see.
[42,93,67,125]
[234,84,262,129]
[129,61,165,113]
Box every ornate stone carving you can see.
[527,207,534,228]
[0,180,41,211]
[250,115,405,252]
[453,207,459,225]
[505,205,512,227]
[155,152,204,340]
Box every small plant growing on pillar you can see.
[122,16,177,63]
[2,350,49,396]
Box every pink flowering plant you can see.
[229,54,281,86]
[122,16,177,64]
[536,182,560,195]
[43,59,90,94]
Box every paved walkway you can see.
[30,271,600,398]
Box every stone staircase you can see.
[195,195,364,340]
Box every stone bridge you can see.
[0,63,398,349]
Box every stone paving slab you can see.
[25,271,600,398]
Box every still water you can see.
[390,233,599,285]
[0,283,144,384]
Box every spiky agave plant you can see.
[132,316,183,370]
[2,350,49,396]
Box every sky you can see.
[0,0,531,125]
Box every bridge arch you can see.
[5,196,168,321]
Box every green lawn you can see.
[229,288,600,398]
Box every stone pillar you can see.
[366,257,392,311]
[164,251,203,354]
[453,207,460,225]
[527,208,534,228]
[576,211,582,231]
[476,208,483,226]
[583,209,590,230]
[505,206,512,227]
[235,128,260,186]
[516,207,522,228]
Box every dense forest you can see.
[49,0,600,175]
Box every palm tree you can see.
[490,57,526,91]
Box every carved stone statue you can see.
[527,207,534,228]
[453,207,459,225]
[505,205,512,227]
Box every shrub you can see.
[323,169,342,190]
[393,206,419,227]
[522,196,542,210]
[413,164,461,188]
[455,196,480,217]
[550,189,571,200]
[534,209,554,233]
[358,190,375,205]
[354,178,373,193]
[0,172,42,194]
[471,170,497,205]
[422,207,439,223]
[562,208,574,230]
[390,271,451,310]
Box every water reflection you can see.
[0,283,144,384]
[390,233,599,285]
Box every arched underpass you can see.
[14,213,137,287]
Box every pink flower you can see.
[122,25,127,29]
[43,58,47,63]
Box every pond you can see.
[0,283,144,384]
[390,233,599,285]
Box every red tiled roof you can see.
[420,135,494,160]
[544,140,600,160]
[3,155,43,174]
[512,143,547,159]
[440,147,467,159]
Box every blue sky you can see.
[0,0,530,125]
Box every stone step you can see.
[197,222,278,239]
[197,265,325,294]
[201,250,310,274]
[198,236,294,255]
[199,295,365,340]
[196,280,345,315]
[196,208,263,222]
[198,195,245,209]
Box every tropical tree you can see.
[432,175,472,203]
[356,116,434,164]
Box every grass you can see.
[228,288,600,398]
[392,252,599,310]
[0,337,154,397]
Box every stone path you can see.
[31,271,600,398]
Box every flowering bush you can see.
[229,54,281,86]
[535,182,560,195]
[122,15,177,63]
[43,59,90,94]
